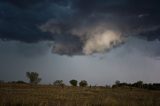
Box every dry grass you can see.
[0,83,160,106]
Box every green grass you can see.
[0,84,160,106]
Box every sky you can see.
[0,0,160,85]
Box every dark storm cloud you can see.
[0,0,45,8]
[0,0,160,55]
[72,0,160,38]
[0,0,54,43]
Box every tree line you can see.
[0,72,160,90]
[112,80,160,90]
[25,72,88,87]
[0,72,88,87]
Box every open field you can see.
[0,84,160,106]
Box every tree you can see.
[53,80,65,87]
[115,80,120,85]
[79,80,88,87]
[26,72,41,84]
[70,79,78,86]
[133,81,143,88]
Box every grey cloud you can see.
[40,19,124,55]
[0,0,160,55]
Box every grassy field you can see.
[0,84,160,106]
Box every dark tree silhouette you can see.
[133,81,143,88]
[115,80,120,85]
[53,80,65,87]
[70,79,78,86]
[79,80,88,87]
[26,72,41,84]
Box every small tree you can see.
[133,81,143,88]
[70,79,78,86]
[79,80,88,87]
[53,80,65,87]
[115,80,120,85]
[26,72,41,84]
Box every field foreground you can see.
[0,84,160,106]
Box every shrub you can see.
[26,72,41,84]
[53,80,65,87]
[79,80,88,87]
[70,79,78,86]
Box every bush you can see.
[133,81,143,88]
[53,80,65,87]
[70,79,78,86]
[79,80,88,87]
[16,80,27,84]
[115,80,120,86]
[8,81,26,84]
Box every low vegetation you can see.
[0,72,160,106]
[0,83,160,106]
